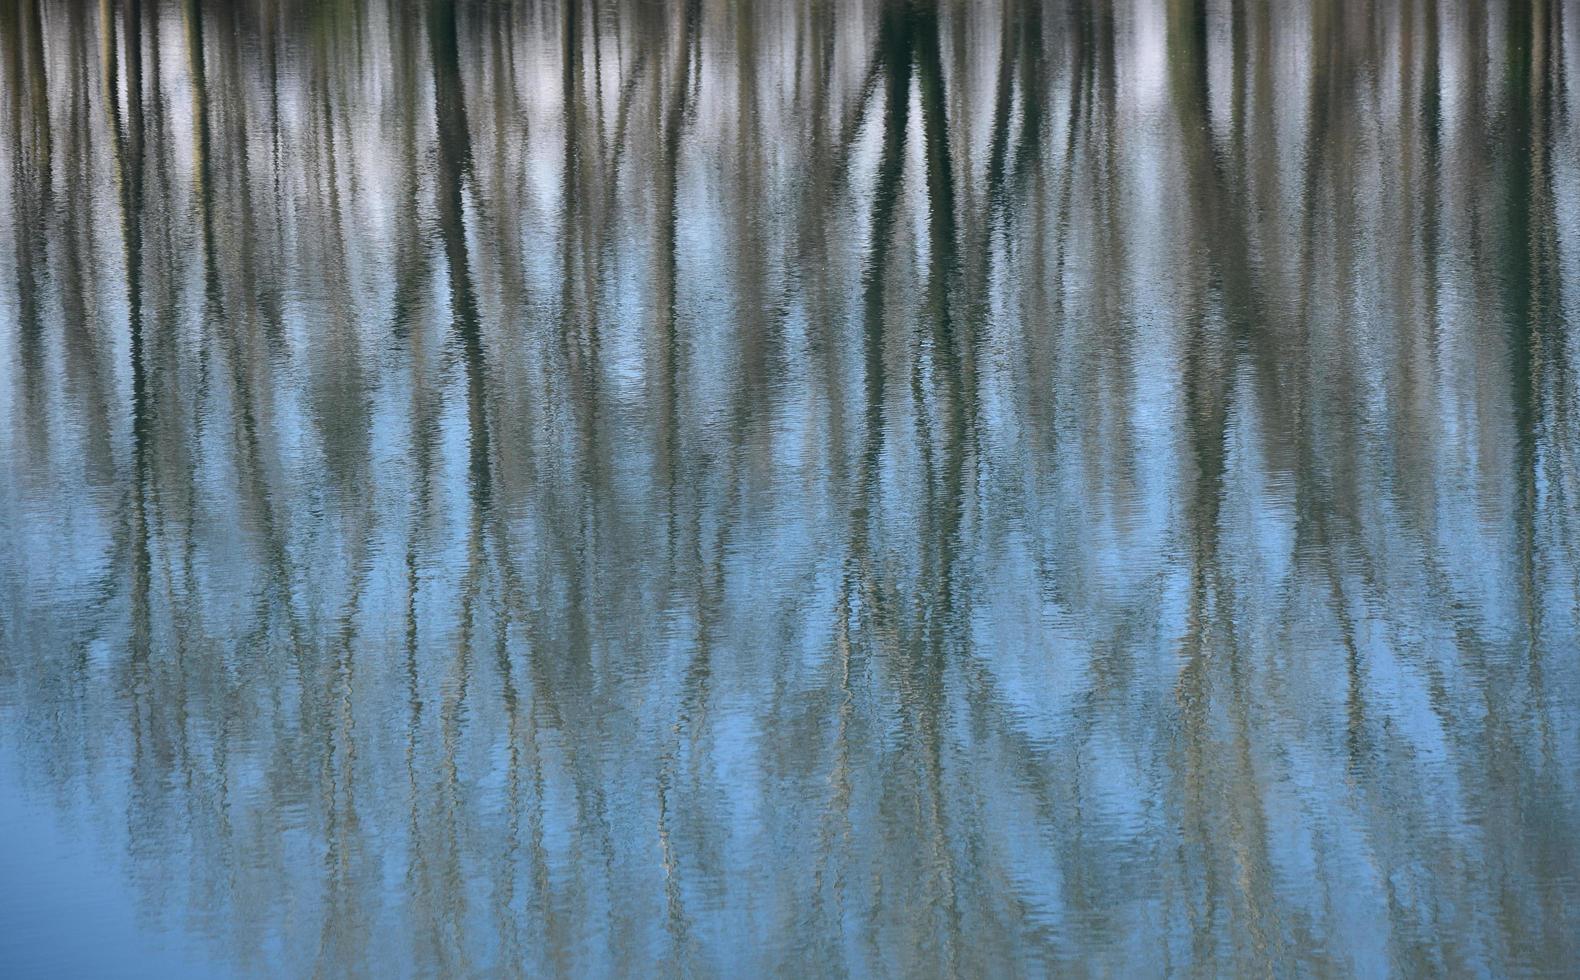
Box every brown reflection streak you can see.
[0,2,1575,975]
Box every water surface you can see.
[2,0,1579,975]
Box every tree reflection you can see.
[0,0,1576,974]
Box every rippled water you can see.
[2,0,1578,975]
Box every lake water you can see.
[2,0,1578,975]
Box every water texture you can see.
[1,0,1578,975]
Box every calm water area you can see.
[1,0,1578,975]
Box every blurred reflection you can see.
[1,0,1577,974]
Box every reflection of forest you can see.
[1,0,1576,974]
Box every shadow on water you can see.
[1,0,1578,975]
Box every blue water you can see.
[1,0,1578,975]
